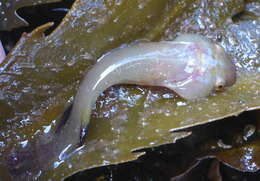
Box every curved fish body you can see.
[5,34,236,180]
[70,34,236,139]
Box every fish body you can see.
[6,34,236,180]
[70,34,236,138]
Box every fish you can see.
[5,34,236,180]
[70,34,236,142]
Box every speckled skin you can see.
[70,34,236,140]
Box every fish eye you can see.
[217,84,224,90]
[215,82,225,91]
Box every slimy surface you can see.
[4,34,236,181]
[70,34,236,139]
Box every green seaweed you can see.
[0,0,259,180]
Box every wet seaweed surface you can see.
[66,110,260,181]
[0,0,259,180]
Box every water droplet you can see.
[19,140,28,148]
[108,36,114,42]
[176,101,187,106]
[53,160,64,169]
[138,4,144,9]
[43,125,52,134]
[102,160,111,165]
[113,18,119,23]
[149,142,155,145]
